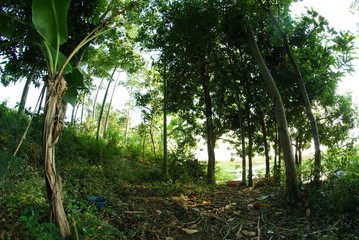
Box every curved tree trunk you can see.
[247,27,298,199]
[262,4,321,183]
[43,76,70,238]
[18,65,37,115]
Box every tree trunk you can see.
[71,102,77,125]
[103,73,120,138]
[238,100,246,184]
[124,86,133,145]
[18,65,37,115]
[80,94,85,124]
[245,99,253,187]
[43,76,70,238]
[149,117,157,157]
[247,27,298,199]
[258,109,270,178]
[142,132,146,161]
[92,78,104,119]
[264,6,321,183]
[202,79,216,184]
[299,140,303,165]
[96,67,117,140]
[163,59,169,180]
[274,123,277,168]
[37,84,46,115]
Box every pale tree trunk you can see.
[43,76,70,238]
[18,65,37,115]
[163,59,169,180]
[71,102,77,124]
[262,4,321,183]
[103,73,120,138]
[96,67,117,140]
[92,78,104,119]
[124,86,133,144]
[247,27,298,199]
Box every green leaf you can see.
[256,195,269,201]
[0,13,18,38]
[32,0,71,48]
[43,43,72,74]
[20,216,28,222]
[63,68,84,107]
[0,13,41,43]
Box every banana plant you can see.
[1,0,139,237]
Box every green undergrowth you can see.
[1,103,358,239]
[0,103,208,239]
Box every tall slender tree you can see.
[246,26,298,199]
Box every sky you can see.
[0,0,358,162]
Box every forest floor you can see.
[104,183,357,240]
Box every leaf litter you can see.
[104,183,357,239]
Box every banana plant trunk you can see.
[43,76,71,238]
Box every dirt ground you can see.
[106,183,356,240]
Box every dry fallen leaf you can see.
[168,219,178,228]
[242,230,256,236]
[306,208,311,217]
[233,210,241,215]
[189,224,198,229]
[165,237,174,240]
[181,228,199,234]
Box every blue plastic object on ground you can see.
[88,196,107,208]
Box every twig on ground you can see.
[221,222,241,240]
[257,215,261,240]
[235,223,243,239]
